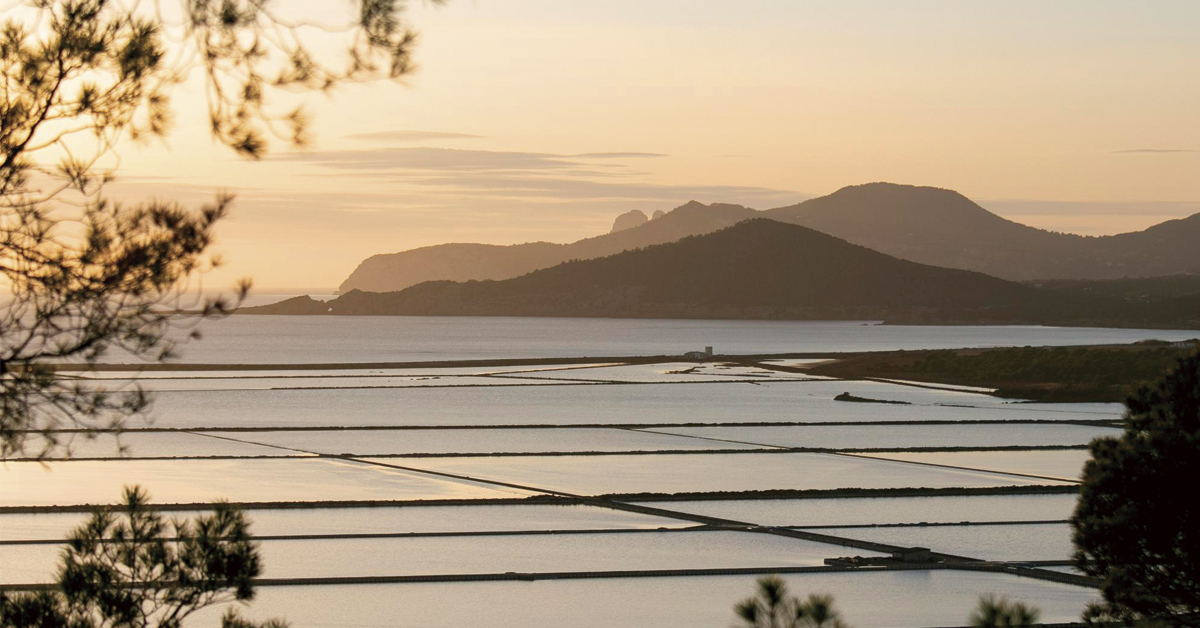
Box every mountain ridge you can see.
[248,219,1197,328]
[338,183,1200,293]
[339,201,756,292]
[762,183,1200,281]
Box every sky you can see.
[87,1,1200,290]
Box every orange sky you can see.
[88,1,1200,290]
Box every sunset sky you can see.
[103,0,1199,291]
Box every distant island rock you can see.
[611,210,649,233]
[240,295,330,315]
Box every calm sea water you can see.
[152,315,1199,364]
[194,572,1096,628]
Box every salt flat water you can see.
[135,316,1196,364]
[37,423,1108,461]
[190,572,1098,628]
[647,423,1119,450]
[74,374,571,392]
[1,531,880,584]
[636,493,1079,527]
[0,504,686,542]
[139,381,1119,430]
[489,362,815,382]
[75,364,621,379]
[33,423,1108,461]
[9,317,1134,626]
[254,531,879,579]
[861,450,1093,482]
[835,523,1074,562]
[0,458,529,507]
[36,431,290,459]
[237,427,761,456]
[0,545,58,584]
[388,452,1071,496]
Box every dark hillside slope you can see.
[340,183,1200,293]
[765,183,1086,280]
[308,219,1147,324]
[339,201,757,293]
[764,183,1200,281]
[338,242,566,293]
[1031,275,1200,302]
[1089,213,1200,278]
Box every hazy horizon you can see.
[92,0,1198,290]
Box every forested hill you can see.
[243,219,1198,328]
[1025,275,1200,302]
[764,183,1200,281]
[338,201,757,293]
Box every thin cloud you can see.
[1111,148,1197,154]
[400,173,801,204]
[268,145,798,206]
[571,152,668,159]
[274,147,583,172]
[345,130,485,142]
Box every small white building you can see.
[684,346,714,361]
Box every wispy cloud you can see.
[402,173,799,204]
[345,130,485,142]
[275,147,588,172]
[571,152,668,159]
[270,146,798,205]
[1111,148,1197,154]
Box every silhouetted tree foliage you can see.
[730,582,1048,628]
[1,0,436,459]
[1071,351,1200,626]
[0,486,284,628]
[733,576,847,628]
[969,594,1041,628]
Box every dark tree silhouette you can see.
[1071,351,1200,626]
[733,576,847,628]
[1,0,437,459]
[0,486,284,628]
[729,582,1049,628]
[969,594,1041,628]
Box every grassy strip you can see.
[788,519,1067,531]
[3,520,1074,546]
[1,526,714,546]
[602,484,1080,502]
[19,418,1122,434]
[8,444,1092,463]
[0,485,1080,514]
[0,495,580,514]
[809,344,1197,402]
